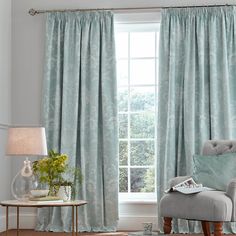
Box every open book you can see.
[165,177,215,194]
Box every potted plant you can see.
[33,150,68,196]
[56,181,73,201]
[55,167,83,201]
[33,150,82,199]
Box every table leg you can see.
[76,206,78,235]
[17,206,20,236]
[72,206,75,236]
[6,206,8,236]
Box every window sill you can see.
[119,199,157,205]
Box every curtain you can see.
[157,6,236,233]
[36,11,118,232]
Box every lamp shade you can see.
[6,127,48,156]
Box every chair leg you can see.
[201,221,210,236]
[163,217,172,234]
[214,222,223,236]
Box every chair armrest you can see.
[169,176,191,188]
[226,178,236,221]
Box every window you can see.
[116,23,160,200]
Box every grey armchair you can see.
[160,140,236,236]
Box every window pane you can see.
[119,114,128,138]
[156,31,160,57]
[117,60,128,86]
[116,25,159,195]
[119,168,128,192]
[119,141,128,165]
[156,59,159,84]
[130,32,155,58]
[118,88,128,112]
[116,32,128,59]
[130,87,155,112]
[130,141,154,166]
[130,113,155,138]
[130,59,155,85]
[131,168,155,192]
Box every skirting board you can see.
[0,123,9,130]
[118,216,158,231]
[0,214,157,232]
[0,213,36,232]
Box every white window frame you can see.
[115,22,160,202]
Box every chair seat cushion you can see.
[160,191,232,221]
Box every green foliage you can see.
[130,141,154,166]
[140,168,155,192]
[119,168,128,192]
[130,168,155,192]
[119,141,128,165]
[119,114,128,138]
[130,113,155,138]
[33,150,68,186]
[33,150,82,196]
[118,88,156,193]
[130,89,154,111]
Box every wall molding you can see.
[0,213,36,232]
[0,213,158,232]
[118,215,158,231]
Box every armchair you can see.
[160,140,236,236]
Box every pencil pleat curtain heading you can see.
[157,6,236,233]
[36,11,118,232]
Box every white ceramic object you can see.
[143,222,153,235]
[57,186,71,201]
[30,189,49,198]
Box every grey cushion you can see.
[202,140,236,155]
[160,191,232,221]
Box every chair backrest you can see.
[202,140,236,155]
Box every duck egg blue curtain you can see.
[36,11,118,232]
[157,6,236,233]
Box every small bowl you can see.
[30,189,49,198]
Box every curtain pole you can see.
[29,4,233,16]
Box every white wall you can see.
[11,0,236,231]
[0,0,12,232]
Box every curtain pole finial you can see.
[29,9,37,16]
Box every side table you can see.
[0,200,87,236]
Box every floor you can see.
[0,230,129,236]
[0,231,221,236]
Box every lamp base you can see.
[11,158,38,201]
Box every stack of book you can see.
[29,196,64,203]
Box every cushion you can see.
[160,191,232,221]
[193,153,236,191]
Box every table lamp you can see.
[6,127,48,201]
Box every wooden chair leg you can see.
[214,222,223,236]
[201,221,211,236]
[163,217,172,234]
